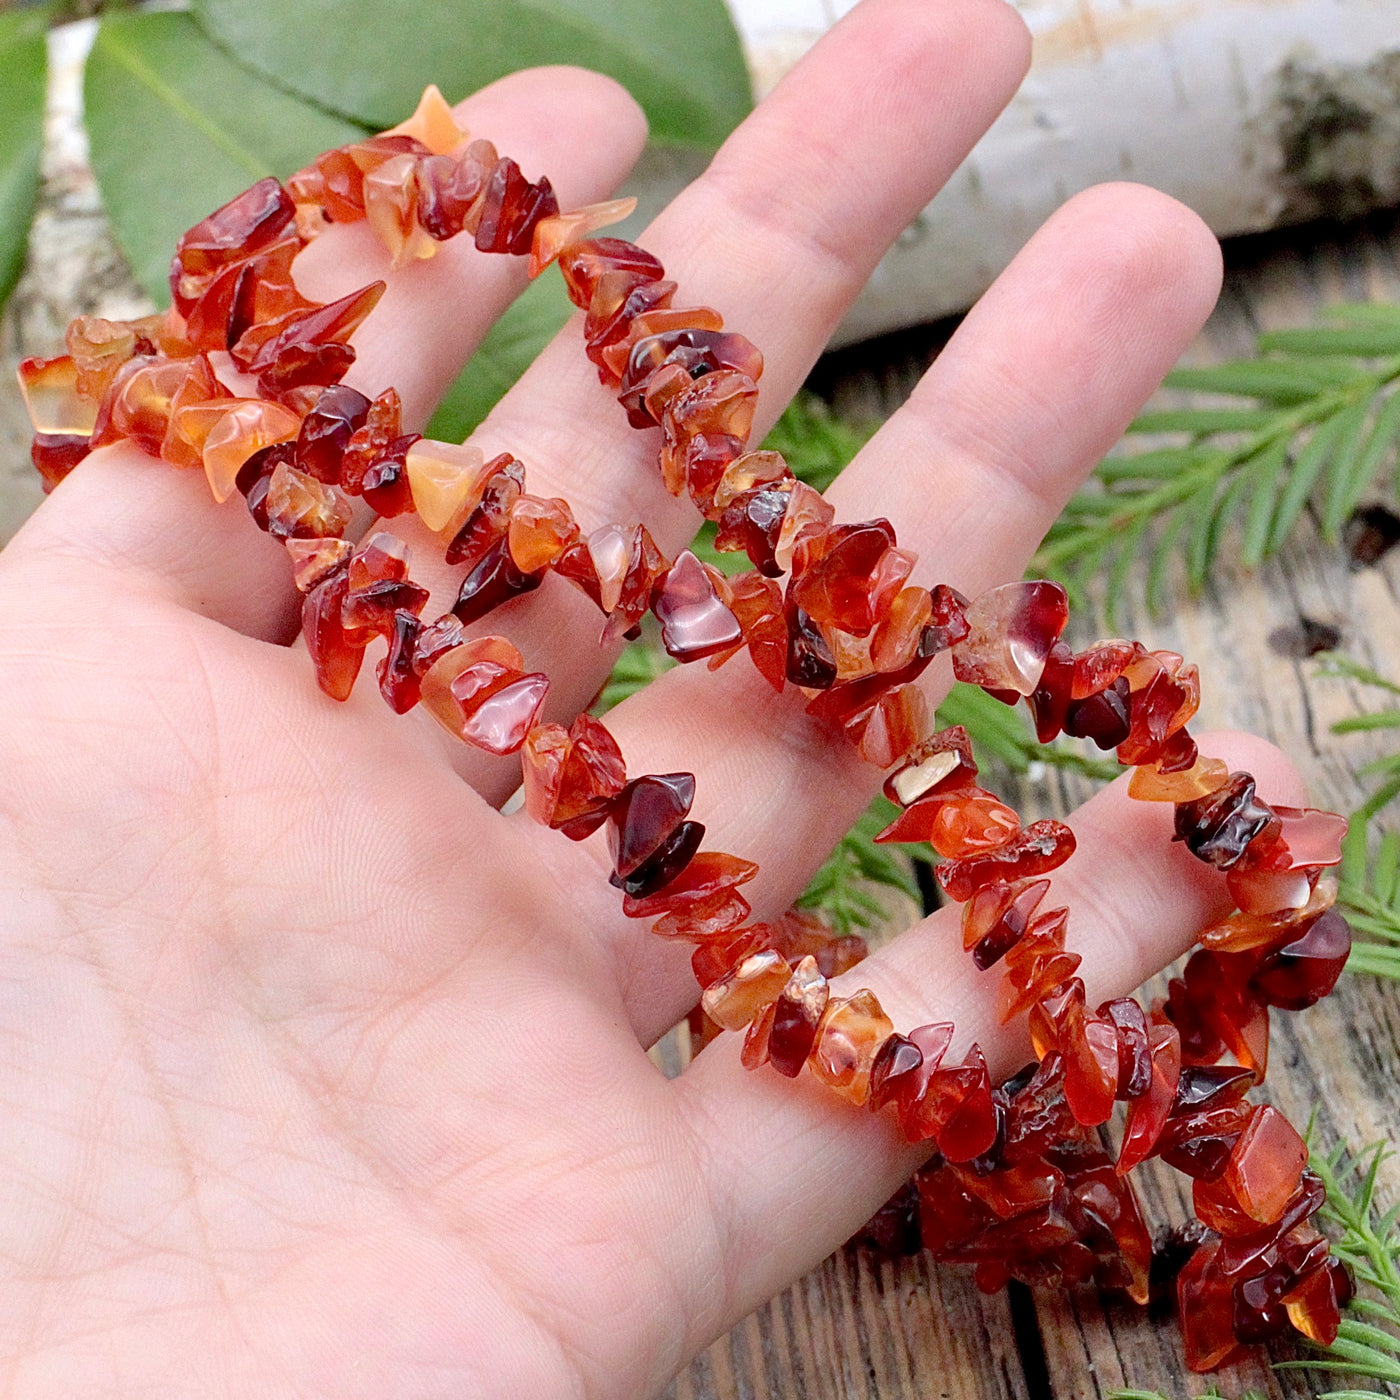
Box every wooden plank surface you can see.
[3,105,1400,1400]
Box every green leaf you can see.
[1241,439,1288,568]
[1165,359,1352,404]
[84,11,366,303]
[1321,400,1380,540]
[0,5,47,316]
[1128,407,1277,436]
[427,273,575,439]
[1353,389,1400,500]
[1258,324,1400,357]
[1268,409,1352,553]
[190,0,752,150]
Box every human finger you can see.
[359,0,1033,790]
[670,732,1306,1333]
[9,66,648,640]
[567,181,1224,1042]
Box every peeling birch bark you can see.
[727,0,1400,342]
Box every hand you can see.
[0,1,1298,1395]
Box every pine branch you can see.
[794,795,921,935]
[936,683,1121,783]
[1304,1141,1400,1395]
[1107,1139,1400,1400]
[760,390,877,494]
[1034,304,1400,622]
[1323,660,1400,980]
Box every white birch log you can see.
[724,0,1400,343]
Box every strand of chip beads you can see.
[17,86,1357,1371]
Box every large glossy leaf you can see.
[0,6,49,314]
[190,0,751,150]
[85,11,365,304]
[428,272,575,440]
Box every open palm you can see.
[0,2,1304,1396]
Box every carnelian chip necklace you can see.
[19,85,1358,1371]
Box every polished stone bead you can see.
[883,726,979,807]
[1225,806,1347,914]
[303,566,366,701]
[621,845,761,924]
[999,906,1079,1024]
[30,432,90,492]
[1117,650,1200,766]
[1116,1024,1181,1174]
[774,481,837,576]
[877,786,1020,857]
[450,664,548,756]
[855,684,929,770]
[385,85,468,156]
[1177,1241,1243,1372]
[921,1045,999,1161]
[1128,753,1231,802]
[616,820,706,898]
[768,956,831,1078]
[520,713,628,833]
[264,463,355,540]
[405,438,487,533]
[706,571,787,692]
[357,433,420,518]
[295,383,371,484]
[951,581,1069,696]
[340,388,403,495]
[475,157,559,255]
[607,773,697,881]
[1103,997,1152,1098]
[341,533,430,636]
[1026,642,1074,744]
[507,494,579,573]
[528,197,637,277]
[452,536,544,625]
[788,519,900,637]
[871,586,933,673]
[446,455,525,567]
[883,1022,957,1139]
[171,177,296,309]
[809,989,895,1105]
[1063,675,1132,750]
[1216,1105,1308,1225]
[1174,771,1276,870]
[741,1000,777,1070]
[962,878,1049,966]
[1070,639,1136,698]
[199,400,302,504]
[785,606,838,689]
[691,925,770,991]
[701,949,792,1030]
[234,282,384,391]
[415,147,490,241]
[557,237,666,309]
[1249,909,1351,1010]
[937,821,1076,902]
[712,449,792,512]
[868,1032,925,1114]
[653,549,743,662]
[1060,997,1119,1126]
[377,609,424,713]
[1199,877,1337,953]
